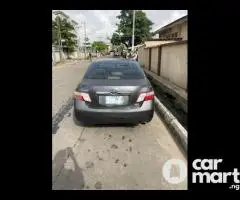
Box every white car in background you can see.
[110,51,114,56]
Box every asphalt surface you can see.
[52,58,187,190]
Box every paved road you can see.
[52,60,90,117]
[52,59,187,190]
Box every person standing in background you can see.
[134,48,138,61]
[89,52,92,61]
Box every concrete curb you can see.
[154,97,187,155]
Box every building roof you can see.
[127,39,180,50]
[127,44,145,50]
[147,38,182,42]
[93,58,137,64]
[144,40,176,48]
[135,40,176,49]
[153,15,187,35]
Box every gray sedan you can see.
[73,58,154,125]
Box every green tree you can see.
[117,43,126,52]
[111,33,121,46]
[52,16,78,53]
[116,10,153,47]
[92,41,108,52]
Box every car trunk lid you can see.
[80,79,149,107]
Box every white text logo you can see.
[192,159,240,190]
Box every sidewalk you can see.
[53,56,105,69]
[53,59,90,69]
[53,59,80,67]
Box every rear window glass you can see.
[84,61,145,80]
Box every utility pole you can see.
[75,25,80,59]
[131,10,135,52]
[83,21,87,59]
[71,19,80,59]
[57,16,63,61]
[78,34,80,59]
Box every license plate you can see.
[105,96,125,105]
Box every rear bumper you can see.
[73,100,154,124]
[74,109,154,124]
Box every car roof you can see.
[92,58,138,65]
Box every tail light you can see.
[73,91,91,102]
[136,89,155,102]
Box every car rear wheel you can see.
[73,109,86,126]
[143,111,154,123]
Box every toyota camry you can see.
[73,58,154,125]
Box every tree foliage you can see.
[117,43,126,52]
[92,41,108,52]
[115,10,153,47]
[111,33,121,46]
[52,16,78,53]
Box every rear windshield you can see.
[84,61,145,80]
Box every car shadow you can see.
[52,147,85,190]
[83,123,139,128]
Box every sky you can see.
[55,10,187,44]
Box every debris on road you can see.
[111,144,118,149]
[94,181,102,189]
[86,161,94,168]
[78,138,86,143]
[97,152,103,161]
[129,146,132,152]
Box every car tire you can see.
[145,118,153,123]
[144,111,154,123]
[73,109,85,126]
[129,123,138,127]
